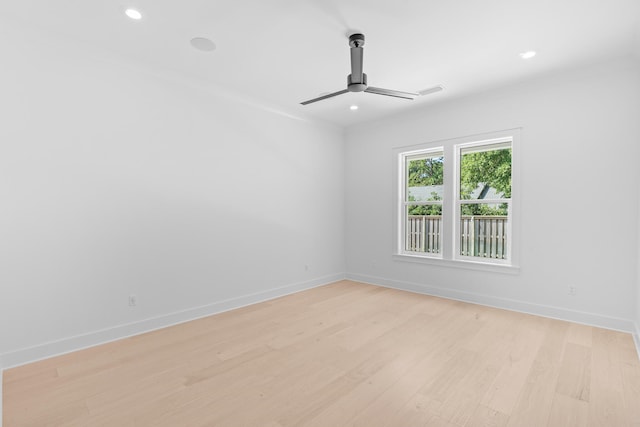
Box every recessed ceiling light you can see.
[520,51,536,59]
[350,105,359,111]
[190,37,217,52]
[125,8,142,20]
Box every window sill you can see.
[392,254,520,275]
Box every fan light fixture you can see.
[125,8,142,20]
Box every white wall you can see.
[345,57,640,331]
[0,25,345,367]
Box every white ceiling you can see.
[4,0,640,128]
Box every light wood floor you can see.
[4,280,640,426]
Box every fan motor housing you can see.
[348,33,365,48]
[348,73,368,92]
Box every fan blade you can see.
[364,86,419,100]
[418,85,444,96]
[300,89,349,105]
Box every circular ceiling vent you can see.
[190,37,216,52]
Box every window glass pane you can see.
[460,145,511,200]
[406,154,444,202]
[406,205,442,254]
[459,203,508,259]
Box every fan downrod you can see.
[347,33,366,92]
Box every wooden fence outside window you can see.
[406,215,508,259]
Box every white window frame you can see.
[392,129,520,273]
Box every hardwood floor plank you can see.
[503,319,568,427]
[618,339,640,425]
[425,415,459,427]
[480,314,548,415]
[350,345,488,426]
[566,322,593,347]
[437,357,502,426]
[589,328,631,426]
[300,316,457,426]
[464,405,509,427]
[555,342,591,401]
[547,394,588,427]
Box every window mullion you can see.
[441,144,455,261]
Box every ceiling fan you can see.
[301,33,439,106]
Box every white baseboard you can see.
[346,273,636,334]
[1,273,345,370]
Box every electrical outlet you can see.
[568,286,576,296]
[129,294,137,306]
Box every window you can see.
[404,150,443,254]
[456,141,512,262]
[394,129,519,271]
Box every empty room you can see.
[2,1,640,426]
